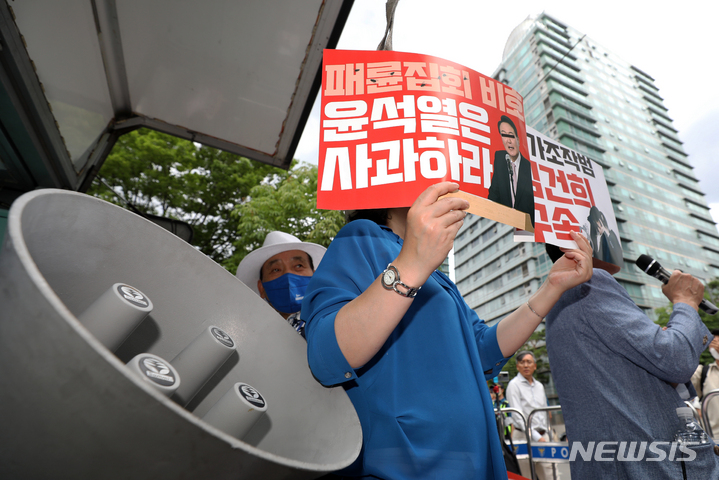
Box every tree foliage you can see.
[654,278,719,365]
[225,163,346,274]
[88,128,341,272]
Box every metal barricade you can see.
[701,388,719,439]
[496,395,719,480]
[494,406,526,443]
[494,407,527,476]
[526,405,566,480]
[496,405,569,480]
[684,400,703,429]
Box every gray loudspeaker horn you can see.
[0,189,361,479]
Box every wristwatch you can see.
[381,264,421,298]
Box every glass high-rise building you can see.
[454,12,719,325]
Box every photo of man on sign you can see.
[488,115,535,227]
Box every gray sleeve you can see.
[583,271,710,384]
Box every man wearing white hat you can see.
[236,231,326,338]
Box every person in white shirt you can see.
[506,351,553,480]
[691,330,719,437]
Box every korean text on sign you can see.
[526,128,612,246]
[318,49,527,210]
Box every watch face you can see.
[383,269,396,286]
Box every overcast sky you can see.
[295,0,719,226]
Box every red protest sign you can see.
[317,49,530,221]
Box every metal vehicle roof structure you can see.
[0,0,353,208]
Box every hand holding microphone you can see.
[663,271,705,312]
[709,336,719,360]
[636,254,718,314]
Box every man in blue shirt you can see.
[544,244,719,478]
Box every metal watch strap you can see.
[381,264,421,298]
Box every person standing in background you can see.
[692,330,719,437]
[506,351,553,480]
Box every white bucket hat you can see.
[235,231,327,296]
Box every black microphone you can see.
[635,254,718,314]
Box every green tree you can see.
[654,278,719,365]
[226,163,345,274]
[88,128,282,267]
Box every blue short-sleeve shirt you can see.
[302,220,509,479]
